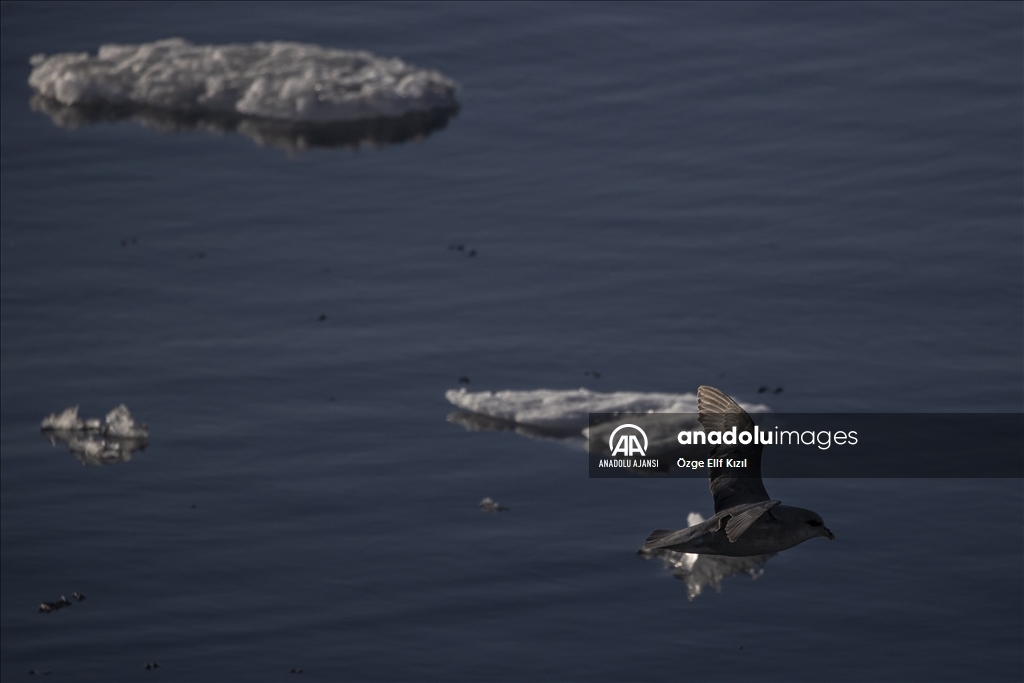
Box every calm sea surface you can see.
[2,2,1021,681]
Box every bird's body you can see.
[645,501,831,556]
[642,386,834,557]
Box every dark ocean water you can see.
[1,2,1021,681]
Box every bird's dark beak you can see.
[826,528,834,541]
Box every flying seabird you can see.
[642,385,833,557]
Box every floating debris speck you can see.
[479,497,509,513]
[38,595,72,614]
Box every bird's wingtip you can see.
[643,528,675,550]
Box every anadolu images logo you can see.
[608,424,648,457]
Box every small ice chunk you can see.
[103,404,148,439]
[41,406,83,431]
[41,404,149,465]
[479,497,509,513]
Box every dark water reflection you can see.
[40,429,148,466]
[30,95,459,151]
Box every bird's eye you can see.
[807,520,822,527]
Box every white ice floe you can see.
[41,404,147,438]
[40,406,83,431]
[40,404,148,466]
[29,38,458,123]
[103,404,149,439]
[445,387,768,433]
[39,406,103,432]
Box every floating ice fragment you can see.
[40,404,148,466]
[28,39,460,150]
[29,39,458,121]
[104,404,148,438]
[40,406,83,431]
[479,497,509,513]
[445,387,769,433]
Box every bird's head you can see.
[775,505,835,543]
[802,510,834,541]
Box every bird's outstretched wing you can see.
[697,385,755,435]
[723,500,780,541]
[697,385,771,513]
[641,500,781,551]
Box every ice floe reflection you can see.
[446,409,587,443]
[638,513,775,600]
[40,405,149,466]
[30,95,458,150]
